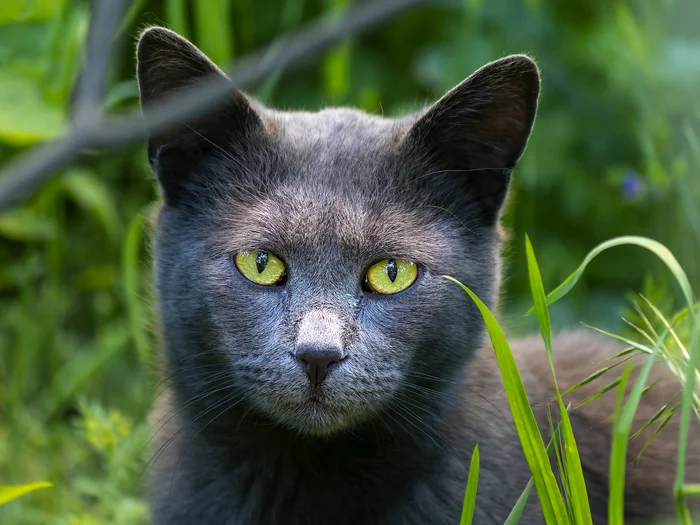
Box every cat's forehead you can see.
[212,185,459,269]
[267,107,406,160]
[204,109,465,267]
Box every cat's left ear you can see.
[136,27,266,205]
[404,55,540,222]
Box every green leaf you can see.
[460,444,479,525]
[165,0,190,38]
[116,0,149,36]
[322,0,351,99]
[525,236,592,525]
[445,275,571,525]
[0,482,52,505]
[0,0,61,23]
[0,208,58,241]
[0,69,65,145]
[193,0,233,66]
[123,213,150,363]
[44,323,130,419]
[60,169,122,242]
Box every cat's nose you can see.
[295,345,343,386]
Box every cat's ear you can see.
[404,55,540,223]
[136,27,264,204]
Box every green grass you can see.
[449,235,699,524]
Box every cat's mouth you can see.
[260,386,371,435]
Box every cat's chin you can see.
[261,393,374,437]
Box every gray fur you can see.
[137,27,698,525]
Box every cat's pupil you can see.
[386,259,398,282]
[256,251,269,274]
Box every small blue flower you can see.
[621,172,644,200]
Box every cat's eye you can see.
[235,250,286,286]
[364,259,418,295]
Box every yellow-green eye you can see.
[235,250,286,286]
[365,259,418,295]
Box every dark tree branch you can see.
[0,0,441,211]
[72,0,131,126]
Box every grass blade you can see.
[682,484,700,498]
[165,0,190,38]
[123,213,149,363]
[445,275,571,525]
[0,482,52,506]
[504,482,533,525]
[609,326,672,524]
[459,444,479,525]
[525,235,592,525]
[193,0,233,66]
[505,405,570,525]
[532,236,694,312]
[608,362,634,525]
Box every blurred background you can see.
[0,0,699,523]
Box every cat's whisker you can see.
[391,395,470,473]
[404,371,457,384]
[146,380,243,452]
[142,383,246,482]
[388,397,449,454]
[398,379,508,425]
[168,387,256,498]
[381,402,421,448]
[152,366,230,396]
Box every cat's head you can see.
[137,27,539,436]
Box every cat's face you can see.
[137,28,539,435]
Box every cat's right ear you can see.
[136,27,264,204]
[402,55,540,224]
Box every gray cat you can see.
[137,27,699,525]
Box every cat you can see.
[136,26,699,525]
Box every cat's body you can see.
[136,27,699,524]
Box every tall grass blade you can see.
[445,275,571,525]
[675,325,698,523]
[123,213,149,363]
[609,325,674,524]
[459,444,479,525]
[505,407,570,525]
[166,0,190,38]
[608,363,633,525]
[532,236,694,311]
[504,482,533,525]
[525,236,592,525]
[193,0,233,66]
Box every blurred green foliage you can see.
[0,0,699,522]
